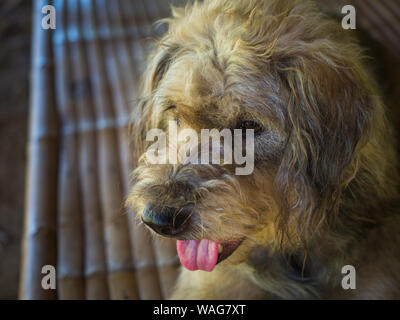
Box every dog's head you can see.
[127,0,395,271]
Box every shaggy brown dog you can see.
[127,0,400,299]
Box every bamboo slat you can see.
[93,0,145,299]
[63,0,111,299]
[80,0,138,299]
[19,0,59,300]
[65,0,110,300]
[152,240,180,299]
[53,0,85,300]
[104,0,163,300]
[356,1,400,56]
[382,0,400,20]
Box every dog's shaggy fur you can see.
[127,0,400,299]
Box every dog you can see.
[127,0,400,299]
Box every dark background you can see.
[0,0,31,299]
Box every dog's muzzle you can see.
[141,204,193,237]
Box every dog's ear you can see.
[131,44,179,165]
[275,50,375,241]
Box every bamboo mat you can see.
[20,0,183,300]
[20,0,399,300]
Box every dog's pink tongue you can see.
[176,240,219,272]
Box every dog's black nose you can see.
[141,204,192,237]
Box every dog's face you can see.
[127,0,378,271]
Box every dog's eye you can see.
[238,120,263,134]
[164,105,176,112]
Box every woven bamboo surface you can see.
[20,0,399,300]
[20,0,183,300]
